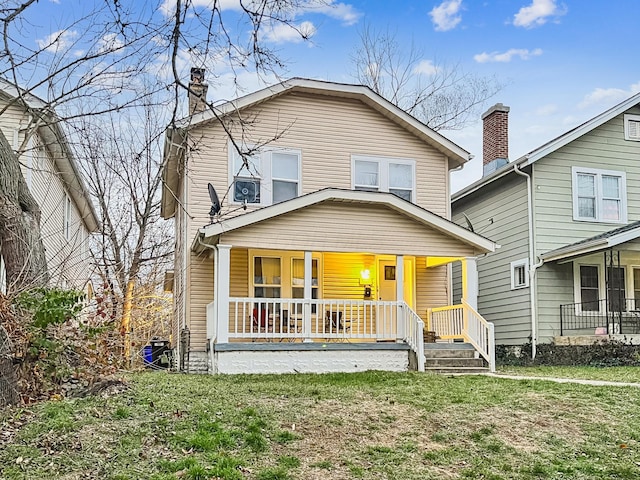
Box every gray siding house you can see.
[452,94,640,355]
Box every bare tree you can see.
[351,24,503,131]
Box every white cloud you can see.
[513,0,567,28]
[306,1,361,26]
[579,82,640,108]
[429,0,463,32]
[474,48,542,63]
[36,29,78,54]
[413,60,438,76]
[99,33,125,54]
[535,104,558,116]
[263,21,317,44]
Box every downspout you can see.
[513,162,543,359]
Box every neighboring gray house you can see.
[452,94,640,355]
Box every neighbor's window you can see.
[510,259,529,289]
[572,167,626,223]
[230,145,301,206]
[624,114,640,141]
[352,155,415,202]
[579,265,600,312]
[253,256,281,298]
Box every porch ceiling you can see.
[192,189,497,256]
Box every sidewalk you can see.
[487,373,640,388]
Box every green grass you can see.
[498,365,640,383]
[2,370,640,479]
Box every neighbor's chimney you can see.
[481,103,509,176]
[188,67,208,115]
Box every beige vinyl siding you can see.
[184,92,449,240]
[220,201,476,257]
[0,99,91,289]
[188,251,214,349]
[533,107,640,254]
[324,253,374,299]
[452,174,531,344]
[416,257,448,315]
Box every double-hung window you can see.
[352,155,415,202]
[229,144,301,206]
[572,167,626,223]
[579,265,600,312]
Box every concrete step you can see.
[424,349,477,359]
[424,366,490,375]
[424,357,485,368]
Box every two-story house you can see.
[0,79,99,294]
[452,94,640,357]
[161,73,498,374]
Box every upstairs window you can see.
[352,155,415,202]
[572,167,626,223]
[624,114,640,141]
[230,145,301,207]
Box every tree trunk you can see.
[0,129,48,294]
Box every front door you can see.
[377,259,397,339]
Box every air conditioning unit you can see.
[234,179,260,203]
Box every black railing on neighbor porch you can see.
[559,298,640,336]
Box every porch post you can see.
[396,255,404,341]
[215,244,231,343]
[207,247,219,343]
[303,251,312,342]
[461,257,478,310]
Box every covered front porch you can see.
[193,189,498,374]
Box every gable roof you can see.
[0,78,100,232]
[453,91,640,203]
[194,188,497,254]
[541,220,640,263]
[162,78,472,219]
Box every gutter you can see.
[513,163,543,359]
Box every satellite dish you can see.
[208,183,221,222]
[463,213,474,233]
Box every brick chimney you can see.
[188,67,208,115]
[481,103,509,176]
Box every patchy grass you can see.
[498,365,640,383]
[2,371,640,479]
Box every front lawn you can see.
[2,371,640,479]
[498,365,640,383]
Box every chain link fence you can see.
[0,324,19,407]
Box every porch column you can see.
[215,244,232,343]
[461,257,478,310]
[396,255,404,342]
[207,247,219,343]
[303,251,312,342]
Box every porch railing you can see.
[228,297,400,342]
[427,302,495,372]
[399,302,425,372]
[559,298,640,336]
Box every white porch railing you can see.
[399,302,425,372]
[427,301,495,372]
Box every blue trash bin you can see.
[143,345,153,367]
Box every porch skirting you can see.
[212,342,411,375]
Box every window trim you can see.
[228,143,302,207]
[249,249,322,300]
[573,263,602,314]
[571,166,627,224]
[351,154,416,202]
[624,114,640,142]
[510,258,529,290]
[64,194,72,240]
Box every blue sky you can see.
[17,0,640,191]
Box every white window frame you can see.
[228,143,302,207]
[510,259,529,290]
[64,194,72,240]
[571,166,627,224]
[249,249,322,300]
[624,114,640,141]
[351,155,416,202]
[573,262,602,314]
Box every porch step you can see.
[422,343,489,374]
